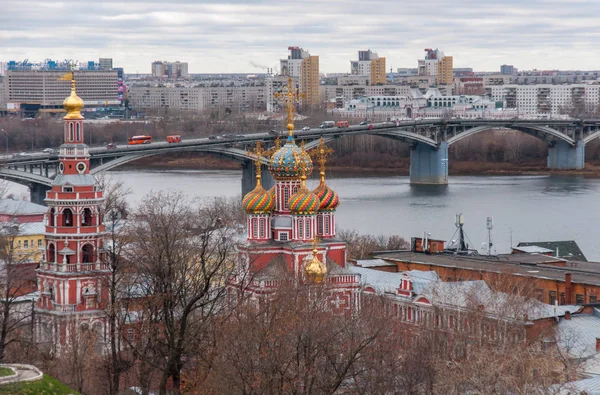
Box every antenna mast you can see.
[486,216,494,256]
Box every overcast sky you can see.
[2,0,600,74]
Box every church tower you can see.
[36,73,108,348]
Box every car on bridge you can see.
[302,126,310,131]
[42,148,55,154]
[17,152,30,157]
[166,135,182,143]
[106,143,117,149]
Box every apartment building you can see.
[321,84,413,103]
[417,48,453,85]
[280,47,320,108]
[438,56,453,85]
[151,61,189,79]
[4,70,119,111]
[127,84,268,111]
[486,84,600,116]
[350,50,387,85]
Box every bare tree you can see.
[124,191,243,395]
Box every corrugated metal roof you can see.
[559,376,600,394]
[0,199,46,215]
[354,259,395,267]
[513,246,553,254]
[558,313,600,359]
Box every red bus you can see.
[128,135,152,145]
[166,135,182,143]
[337,120,349,128]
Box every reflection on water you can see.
[5,170,600,261]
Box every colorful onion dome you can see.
[313,172,340,211]
[242,176,274,214]
[268,186,276,201]
[289,176,320,215]
[268,135,313,181]
[304,248,327,283]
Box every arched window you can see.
[76,123,81,141]
[63,208,73,227]
[47,243,55,263]
[259,218,265,238]
[298,218,304,239]
[49,208,55,227]
[82,208,93,226]
[69,123,74,141]
[283,188,290,209]
[82,244,94,263]
[325,216,330,235]
[317,215,323,235]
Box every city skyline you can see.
[3,0,600,74]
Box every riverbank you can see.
[121,153,600,177]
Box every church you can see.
[232,78,361,312]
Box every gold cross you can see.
[273,77,304,136]
[309,137,334,176]
[263,137,282,158]
[247,141,265,179]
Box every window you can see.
[590,295,598,304]
[324,216,330,235]
[549,291,557,305]
[63,208,74,227]
[82,208,93,226]
[63,186,73,193]
[279,232,288,241]
[305,219,310,239]
[23,240,28,249]
[283,188,290,209]
[69,123,74,141]
[49,208,55,227]
[560,292,566,305]
[317,215,323,235]
[259,219,265,238]
[76,123,80,141]
[37,239,42,249]
[47,244,55,263]
[30,239,34,249]
[298,218,304,239]
[82,244,94,263]
[17,240,21,249]
[576,294,584,305]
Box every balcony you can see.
[39,262,110,273]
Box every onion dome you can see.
[268,186,276,202]
[268,136,313,181]
[289,176,320,215]
[242,175,274,214]
[313,171,340,211]
[63,78,84,120]
[304,248,327,283]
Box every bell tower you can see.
[35,72,108,349]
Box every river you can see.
[6,170,600,261]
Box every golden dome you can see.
[304,247,327,284]
[63,78,84,120]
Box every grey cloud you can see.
[2,0,600,73]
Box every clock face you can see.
[59,162,64,174]
[76,162,86,174]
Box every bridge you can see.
[4,118,600,204]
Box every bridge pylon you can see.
[547,140,585,170]
[241,160,275,196]
[409,141,449,185]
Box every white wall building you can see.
[486,84,600,117]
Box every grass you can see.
[0,374,79,395]
[0,368,13,378]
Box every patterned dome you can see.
[269,136,313,181]
[242,176,274,214]
[304,248,327,283]
[289,176,320,215]
[313,172,340,211]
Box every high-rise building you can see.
[98,58,113,70]
[501,64,517,75]
[350,50,386,85]
[151,61,189,78]
[438,56,453,85]
[280,47,320,108]
[4,69,119,113]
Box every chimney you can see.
[565,311,571,320]
[565,273,572,305]
[596,338,600,352]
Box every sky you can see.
[2,0,600,74]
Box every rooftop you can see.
[517,240,587,262]
[0,199,46,216]
[374,251,600,287]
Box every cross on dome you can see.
[273,76,304,137]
